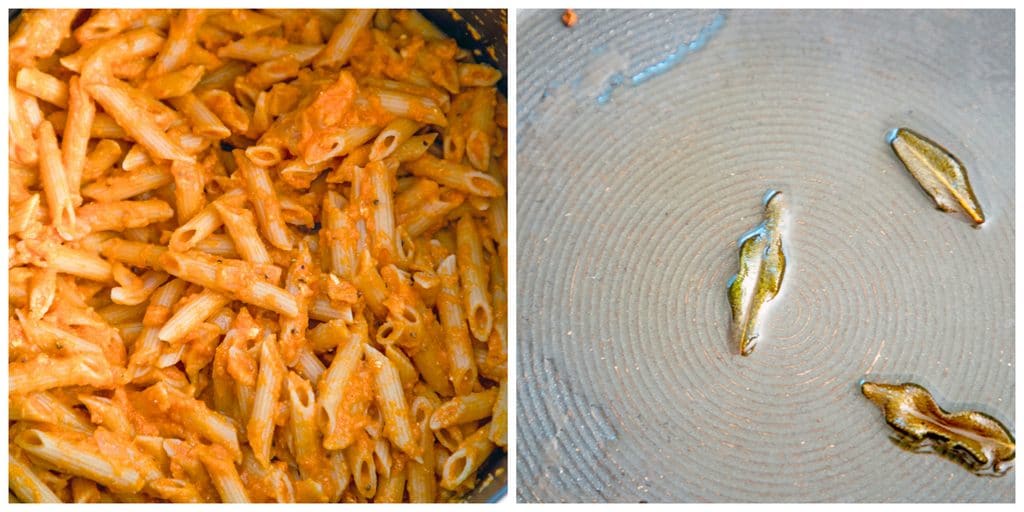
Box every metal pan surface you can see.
[7,7,507,504]
[517,9,1013,502]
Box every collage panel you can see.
[8,7,506,503]
[5,4,1020,507]
[517,9,1013,502]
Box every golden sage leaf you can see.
[861,381,1015,476]
[727,190,786,356]
[887,127,985,225]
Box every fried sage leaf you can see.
[727,190,786,356]
[861,381,1015,476]
[887,127,985,225]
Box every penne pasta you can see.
[15,429,146,493]
[430,388,498,430]
[315,9,374,69]
[9,450,63,503]
[248,333,286,468]
[437,255,478,396]
[160,250,299,316]
[456,215,494,341]
[8,7,505,504]
[214,201,272,264]
[406,154,505,197]
[365,344,419,458]
[37,121,77,239]
[440,425,495,491]
[158,288,231,343]
[236,150,293,250]
[16,67,68,108]
[84,79,194,163]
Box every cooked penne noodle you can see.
[278,158,329,189]
[16,67,68,107]
[362,76,451,113]
[279,241,315,365]
[440,424,495,491]
[386,344,419,389]
[456,215,494,341]
[375,462,407,503]
[10,391,94,433]
[236,150,293,250]
[10,9,79,66]
[464,87,497,170]
[315,9,374,68]
[360,159,399,264]
[140,64,205,99]
[37,121,77,239]
[77,199,174,234]
[10,355,114,395]
[488,194,508,277]
[74,9,143,44]
[322,191,359,278]
[194,233,240,258]
[318,323,366,450]
[10,92,41,165]
[148,10,209,78]
[146,382,242,460]
[10,194,43,240]
[345,435,378,500]
[309,295,353,322]
[371,118,422,161]
[395,179,440,217]
[160,250,299,316]
[9,450,63,503]
[369,88,447,126]
[101,238,168,270]
[111,269,169,306]
[81,164,174,202]
[353,249,389,317]
[364,344,418,458]
[214,201,272,264]
[158,288,232,343]
[236,56,301,104]
[437,255,478,396]
[411,327,455,398]
[169,188,246,252]
[121,144,152,173]
[198,89,250,134]
[304,124,380,165]
[248,334,286,468]
[168,93,231,139]
[444,91,470,162]
[69,27,165,78]
[49,110,130,140]
[488,379,507,447]
[275,345,317,394]
[15,429,146,493]
[209,9,281,36]
[218,36,323,64]
[286,372,329,485]
[406,154,504,197]
[170,159,207,224]
[84,80,194,162]
[430,388,498,430]
[47,244,114,283]
[393,133,439,163]
[458,63,503,87]
[199,445,250,503]
[393,9,447,41]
